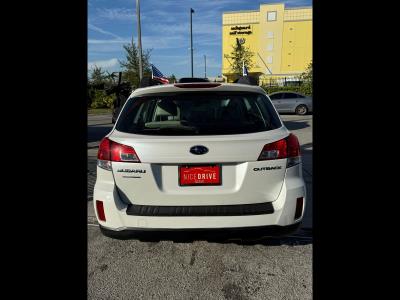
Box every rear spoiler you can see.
[178,77,210,83]
[139,76,213,88]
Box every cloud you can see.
[88,35,184,50]
[141,35,186,50]
[88,23,123,40]
[88,58,119,70]
[96,8,136,21]
[149,22,220,37]
[88,39,129,44]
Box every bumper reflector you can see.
[96,200,106,221]
[294,197,304,220]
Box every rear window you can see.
[115,92,282,135]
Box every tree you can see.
[300,62,312,96]
[301,62,312,82]
[90,66,106,85]
[119,40,152,88]
[228,41,255,77]
[104,71,118,86]
[88,66,107,108]
[168,74,177,83]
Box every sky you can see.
[88,0,312,78]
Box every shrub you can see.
[90,90,115,109]
[261,83,312,97]
[261,62,312,96]
[262,85,300,94]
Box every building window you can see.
[267,31,274,38]
[267,11,277,21]
[267,42,273,51]
[267,56,273,63]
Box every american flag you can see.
[151,64,169,84]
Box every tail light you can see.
[96,200,106,221]
[97,137,140,170]
[258,133,301,167]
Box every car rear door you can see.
[109,129,289,206]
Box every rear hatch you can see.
[109,89,289,206]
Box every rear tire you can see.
[295,105,308,115]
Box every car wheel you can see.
[295,105,308,115]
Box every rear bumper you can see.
[93,165,306,232]
[99,222,301,240]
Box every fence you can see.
[260,75,304,87]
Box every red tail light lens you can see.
[258,138,287,160]
[97,137,140,170]
[96,200,106,221]
[110,142,140,162]
[97,137,111,161]
[258,134,301,167]
[286,133,300,157]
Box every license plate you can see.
[179,165,221,186]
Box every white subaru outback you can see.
[94,81,306,239]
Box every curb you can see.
[88,142,100,149]
[88,113,112,116]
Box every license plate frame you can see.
[178,164,222,186]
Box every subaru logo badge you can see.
[190,145,208,155]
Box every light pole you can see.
[190,8,194,77]
[136,0,143,81]
[204,55,207,78]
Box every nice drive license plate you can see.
[179,165,221,186]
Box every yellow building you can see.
[222,3,312,84]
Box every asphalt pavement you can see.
[87,113,313,299]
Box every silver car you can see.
[269,92,312,115]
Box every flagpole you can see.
[190,8,194,78]
[204,55,207,78]
[136,0,143,81]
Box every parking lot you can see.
[88,113,312,299]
